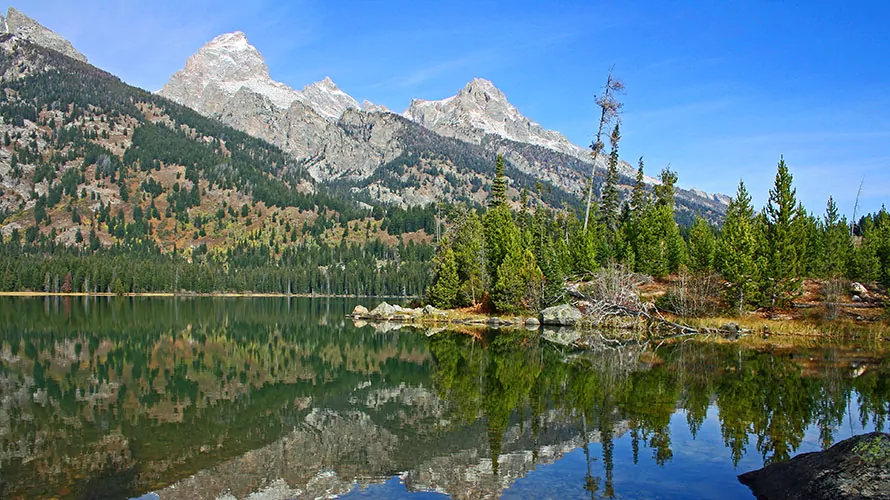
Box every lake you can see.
[0,297,887,499]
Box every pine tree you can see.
[716,181,758,314]
[483,203,519,284]
[688,215,716,274]
[820,196,850,278]
[570,224,600,276]
[600,123,621,232]
[654,167,678,208]
[427,237,461,308]
[491,241,543,313]
[490,155,508,208]
[761,157,805,308]
[451,207,486,305]
[631,157,648,213]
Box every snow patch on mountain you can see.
[160,32,358,120]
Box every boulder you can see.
[351,305,369,317]
[540,304,583,326]
[525,317,540,327]
[369,302,399,318]
[722,322,740,334]
[422,304,445,316]
[738,432,890,500]
[542,327,581,347]
[851,282,868,296]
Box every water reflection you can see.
[0,297,887,499]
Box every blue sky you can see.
[16,1,890,218]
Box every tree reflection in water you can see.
[0,297,887,499]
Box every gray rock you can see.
[369,302,399,318]
[541,328,581,347]
[525,317,540,327]
[851,282,868,296]
[540,304,583,326]
[739,432,890,500]
[422,304,445,316]
[4,8,88,62]
[852,295,863,303]
[722,322,740,334]
[351,305,369,317]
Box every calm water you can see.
[0,297,887,499]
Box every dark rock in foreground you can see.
[738,432,890,500]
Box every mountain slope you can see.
[160,31,728,221]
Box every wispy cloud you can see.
[373,51,497,89]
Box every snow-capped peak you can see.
[404,78,594,164]
[159,31,299,112]
[299,77,360,120]
[160,32,363,120]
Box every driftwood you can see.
[566,288,708,336]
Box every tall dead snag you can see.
[583,68,624,231]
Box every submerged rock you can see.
[738,432,890,500]
[540,304,583,326]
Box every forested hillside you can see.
[0,36,435,294]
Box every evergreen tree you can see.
[570,224,600,276]
[716,181,758,314]
[761,157,805,308]
[491,240,543,313]
[820,196,850,278]
[600,123,621,233]
[489,155,508,208]
[688,215,716,273]
[483,203,519,284]
[427,237,460,308]
[450,207,486,305]
[654,167,677,208]
[631,157,648,213]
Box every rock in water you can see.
[738,432,890,500]
[351,305,369,317]
[368,302,399,318]
[540,304,583,326]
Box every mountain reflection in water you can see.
[0,297,886,499]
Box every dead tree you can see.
[582,68,625,231]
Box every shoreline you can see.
[0,291,417,299]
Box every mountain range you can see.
[158,29,729,215]
[0,7,728,258]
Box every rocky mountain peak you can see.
[159,33,364,120]
[185,31,270,84]
[362,100,390,113]
[159,30,300,114]
[299,76,360,120]
[2,7,87,62]
[404,78,592,164]
[461,77,504,99]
